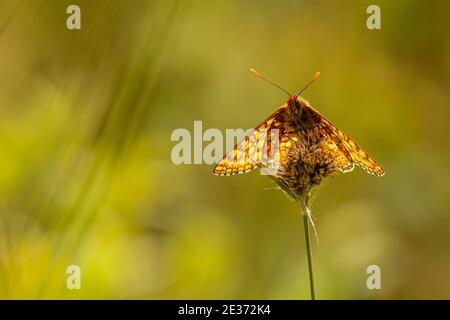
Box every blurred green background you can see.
[0,0,449,299]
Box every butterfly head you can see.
[288,96,300,108]
[287,96,300,108]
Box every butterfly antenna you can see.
[250,68,291,96]
[296,71,320,97]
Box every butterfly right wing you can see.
[213,104,288,176]
[301,99,384,176]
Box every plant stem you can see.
[302,211,316,300]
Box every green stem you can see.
[303,211,316,300]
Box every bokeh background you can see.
[0,0,449,299]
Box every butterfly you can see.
[213,69,384,200]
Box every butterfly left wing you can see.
[301,99,385,177]
[213,104,287,176]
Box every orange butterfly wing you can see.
[301,99,385,176]
[213,104,287,176]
